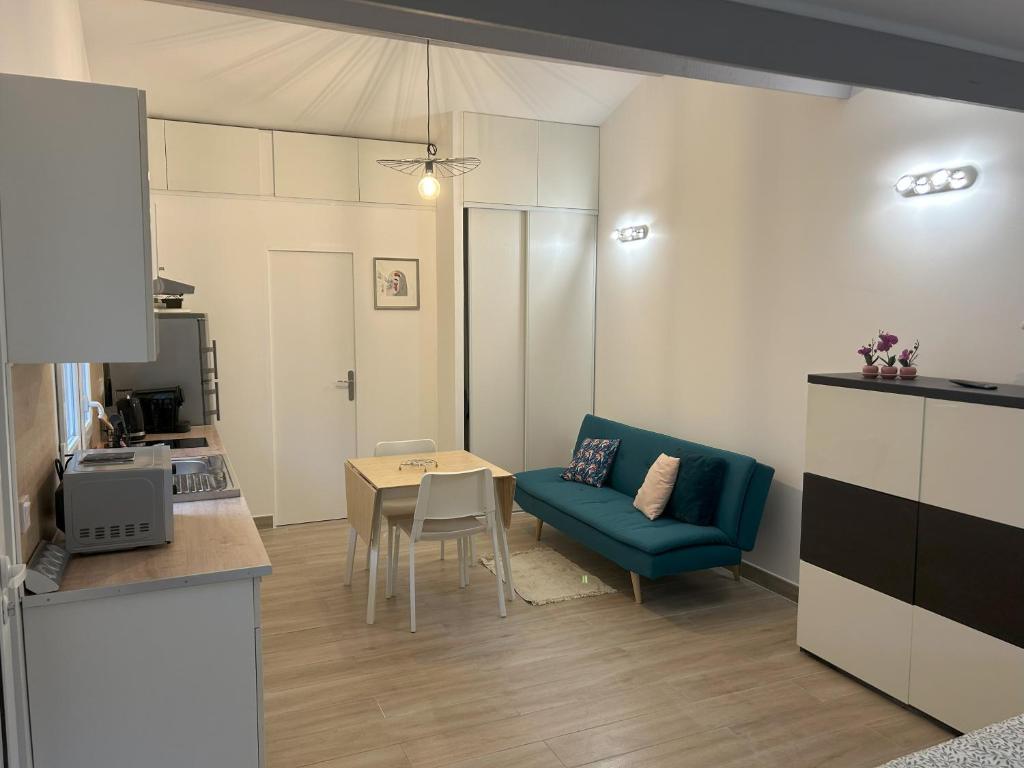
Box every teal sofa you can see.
[514,415,774,601]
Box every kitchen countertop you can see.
[23,426,271,608]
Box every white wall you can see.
[153,193,437,520]
[598,77,1024,583]
[0,0,90,81]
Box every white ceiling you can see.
[735,0,1024,64]
[78,0,646,141]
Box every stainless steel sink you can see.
[171,454,240,502]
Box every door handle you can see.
[335,370,356,401]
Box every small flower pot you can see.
[899,366,917,380]
[880,365,898,379]
[861,365,879,378]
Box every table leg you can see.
[366,496,382,624]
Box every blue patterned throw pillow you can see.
[562,438,621,487]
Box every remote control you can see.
[949,379,998,390]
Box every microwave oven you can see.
[57,446,173,554]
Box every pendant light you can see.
[377,40,480,200]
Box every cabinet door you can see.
[0,74,155,363]
[804,384,924,499]
[147,119,168,190]
[358,139,431,206]
[910,607,1024,732]
[537,122,599,209]
[797,561,913,701]
[921,399,1024,527]
[525,211,596,469]
[463,113,538,206]
[24,579,260,768]
[273,131,358,201]
[165,121,262,195]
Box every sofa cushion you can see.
[670,454,726,525]
[516,468,731,555]
[561,437,621,487]
[634,453,680,520]
[574,415,757,544]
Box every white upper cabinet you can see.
[463,113,539,207]
[358,139,432,206]
[272,131,358,201]
[0,74,155,363]
[147,119,168,190]
[537,122,599,210]
[165,121,263,195]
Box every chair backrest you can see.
[375,438,437,457]
[411,468,494,540]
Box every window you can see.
[56,363,91,454]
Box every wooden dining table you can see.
[344,450,517,624]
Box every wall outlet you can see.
[19,494,31,534]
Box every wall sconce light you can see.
[894,165,977,198]
[612,224,649,242]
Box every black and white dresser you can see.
[798,373,1024,733]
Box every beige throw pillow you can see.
[633,454,681,520]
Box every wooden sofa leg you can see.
[729,564,741,582]
[630,571,642,604]
[535,518,543,541]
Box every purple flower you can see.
[876,331,899,352]
[857,346,872,356]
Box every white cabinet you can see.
[273,130,359,201]
[165,121,264,195]
[147,118,168,190]
[463,113,539,207]
[358,138,431,206]
[0,74,155,363]
[538,122,599,210]
[24,578,263,768]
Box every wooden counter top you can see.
[24,427,271,608]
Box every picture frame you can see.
[373,258,420,310]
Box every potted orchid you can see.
[898,340,920,379]
[875,330,900,379]
[857,340,879,378]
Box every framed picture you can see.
[373,258,420,310]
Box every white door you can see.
[268,251,357,525]
[467,209,526,473]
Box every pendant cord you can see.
[425,39,433,154]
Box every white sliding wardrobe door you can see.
[467,209,526,473]
[525,211,597,470]
[269,251,357,524]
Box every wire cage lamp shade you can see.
[377,40,480,199]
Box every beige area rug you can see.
[479,546,617,605]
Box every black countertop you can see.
[808,373,1024,409]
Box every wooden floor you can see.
[259,515,953,768]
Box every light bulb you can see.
[894,175,915,194]
[949,169,969,189]
[418,171,440,201]
[930,169,950,188]
[913,176,931,195]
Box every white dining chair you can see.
[390,468,508,632]
[344,438,437,589]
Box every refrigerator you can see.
[107,310,220,427]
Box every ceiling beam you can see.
[169,0,1024,112]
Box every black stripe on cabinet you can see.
[916,504,1024,650]
[801,473,918,602]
